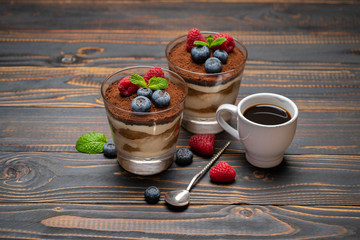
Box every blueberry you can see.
[131,96,151,112]
[144,186,161,204]
[213,49,228,64]
[151,90,170,108]
[176,148,193,166]
[191,45,210,64]
[205,57,222,73]
[103,141,117,158]
[137,87,153,98]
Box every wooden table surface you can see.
[0,0,359,239]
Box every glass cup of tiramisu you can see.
[101,66,187,175]
[166,29,248,134]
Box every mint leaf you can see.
[210,37,226,48]
[147,77,168,90]
[206,35,214,46]
[76,132,107,154]
[194,41,208,47]
[194,35,226,49]
[129,74,147,87]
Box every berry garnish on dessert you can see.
[137,87,153,98]
[103,141,117,158]
[131,96,151,112]
[175,148,193,166]
[191,45,210,64]
[189,134,215,156]
[143,66,165,83]
[209,161,236,183]
[213,33,235,53]
[118,76,139,97]
[186,28,206,52]
[115,67,172,113]
[152,90,171,108]
[144,186,161,204]
[205,57,222,73]
[187,29,235,73]
[213,49,228,64]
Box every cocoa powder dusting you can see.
[104,80,186,125]
[168,41,246,86]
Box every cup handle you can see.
[216,104,240,140]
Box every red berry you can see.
[189,134,215,156]
[143,67,165,83]
[209,161,236,182]
[118,76,139,97]
[213,33,235,53]
[186,28,206,52]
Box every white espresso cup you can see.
[216,93,298,168]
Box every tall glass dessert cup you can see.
[166,32,248,134]
[101,66,187,175]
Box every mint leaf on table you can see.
[147,77,168,90]
[76,132,107,154]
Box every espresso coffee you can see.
[243,104,291,125]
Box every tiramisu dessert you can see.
[166,28,247,134]
[101,66,187,175]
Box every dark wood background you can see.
[0,0,359,239]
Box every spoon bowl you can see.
[165,190,190,207]
[164,141,231,207]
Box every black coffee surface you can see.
[243,104,291,125]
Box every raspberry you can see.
[213,33,235,53]
[209,161,236,183]
[186,28,206,52]
[143,67,165,83]
[118,76,139,97]
[189,134,215,156]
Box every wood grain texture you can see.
[1,1,359,32]
[0,203,359,239]
[0,151,359,205]
[0,0,359,239]
[0,63,359,107]
[0,107,359,154]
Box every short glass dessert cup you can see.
[165,32,248,134]
[101,66,187,175]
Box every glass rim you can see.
[100,65,188,116]
[165,31,248,77]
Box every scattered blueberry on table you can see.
[103,141,117,158]
[144,186,161,204]
[176,148,194,166]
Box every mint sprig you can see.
[76,132,107,154]
[194,35,226,49]
[129,74,168,90]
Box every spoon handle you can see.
[186,141,231,192]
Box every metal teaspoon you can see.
[165,141,231,207]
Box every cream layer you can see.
[184,74,242,118]
[107,113,181,158]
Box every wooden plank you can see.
[0,105,359,154]
[0,151,359,205]
[0,203,359,239]
[0,31,359,66]
[0,63,359,108]
[0,1,359,33]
